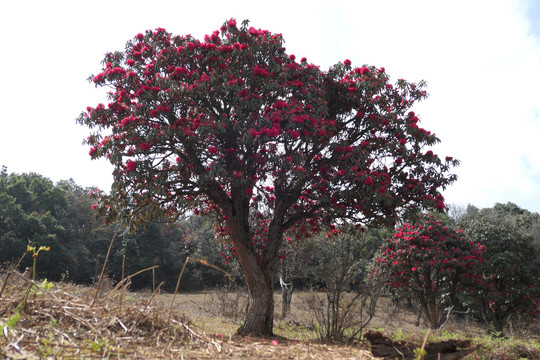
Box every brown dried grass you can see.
[0,270,223,359]
[0,271,376,359]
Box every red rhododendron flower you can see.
[220,45,233,53]
[364,177,374,186]
[209,146,218,154]
[126,160,137,172]
[205,43,217,51]
[174,67,189,75]
[344,59,351,66]
[139,142,151,151]
[228,19,237,27]
[253,66,270,77]
[93,73,104,83]
[249,27,261,36]
[436,200,445,210]
[371,217,483,328]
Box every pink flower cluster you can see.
[372,216,484,298]
[253,66,270,77]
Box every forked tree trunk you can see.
[222,193,290,337]
[421,300,441,329]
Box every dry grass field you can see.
[0,273,376,359]
[1,271,539,359]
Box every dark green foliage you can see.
[0,170,67,278]
[108,215,229,292]
[169,215,231,289]
[296,229,383,340]
[0,168,230,290]
[279,226,387,290]
[0,192,27,262]
[457,203,540,333]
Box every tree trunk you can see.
[225,213,275,336]
[421,300,441,329]
[220,188,291,337]
[236,257,275,336]
[280,262,293,318]
[281,282,293,318]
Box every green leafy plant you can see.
[38,336,53,357]
[393,329,405,341]
[26,245,51,280]
[4,311,21,329]
[31,279,53,295]
[85,338,112,353]
[19,245,51,311]
[413,347,427,360]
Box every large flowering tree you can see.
[78,19,458,336]
[371,216,484,328]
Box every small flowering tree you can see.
[372,216,484,328]
[78,19,458,336]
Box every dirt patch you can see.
[364,330,478,360]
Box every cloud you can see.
[1,0,539,212]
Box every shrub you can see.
[371,215,484,329]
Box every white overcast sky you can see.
[1,0,539,213]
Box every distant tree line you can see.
[1,168,539,333]
[0,168,226,290]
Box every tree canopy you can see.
[78,19,458,336]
